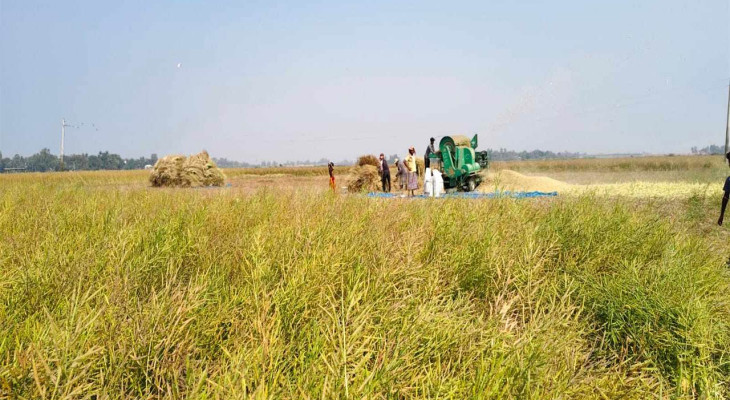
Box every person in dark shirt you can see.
[378,153,391,192]
[424,137,436,169]
[719,153,730,225]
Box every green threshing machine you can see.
[428,134,489,192]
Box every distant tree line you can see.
[0,149,158,172]
[3,144,724,173]
[690,145,724,155]
[213,157,351,168]
[0,149,351,173]
[486,148,586,161]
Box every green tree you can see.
[27,148,58,172]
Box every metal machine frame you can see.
[427,134,489,192]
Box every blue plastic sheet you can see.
[366,191,558,199]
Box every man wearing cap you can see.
[424,137,436,169]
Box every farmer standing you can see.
[378,153,391,193]
[328,162,336,192]
[404,147,418,196]
[424,137,436,169]
[718,153,730,225]
[395,158,407,189]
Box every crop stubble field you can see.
[1,155,729,399]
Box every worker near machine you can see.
[424,137,436,169]
[328,162,335,192]
[404,147,418,196]
[395,158,406,189]
[378,153,391,193]
[718,152,730,225]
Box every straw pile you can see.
[347,165,380,193]
[479,170,571,193]
[357,155,379,168]
[149,155,186,187]
[149,151,225,188]
[182,151,225,187]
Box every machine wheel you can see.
[466,177,477,192]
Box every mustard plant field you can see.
[1,155,730,399]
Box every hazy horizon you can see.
[2,145,725,164]
[2,1,729,163]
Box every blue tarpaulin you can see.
[366,191,558,199]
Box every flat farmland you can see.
[1,155,729,399]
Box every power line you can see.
[59,119,100,170]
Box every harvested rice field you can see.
[1,155,730,399]
[480,170,721,199]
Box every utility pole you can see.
[726,80,730,155]
[60,118,67,170]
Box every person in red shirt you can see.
[328,162,336,192]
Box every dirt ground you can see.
[219,169,722,200]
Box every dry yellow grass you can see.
[572,181,719,198]
[1,157,730,398]
[480,168,723,199]
[480,170,573,192]
[492,155,723,173]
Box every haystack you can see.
[149,155,186,187]
[149,151,225,188]
[347,165,380,193]
[415,156,425,173]
[357,155,379,168]
[181,151,225,187]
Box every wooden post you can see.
[725,80,730,155]
[60,118,66,171]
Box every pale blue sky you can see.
[1,0,729,162]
